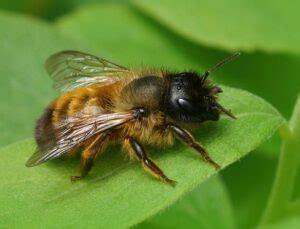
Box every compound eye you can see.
[177,98,197,113]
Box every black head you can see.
[163,52,240,123]
[165,72,219,122]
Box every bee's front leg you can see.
[166,123,220,170]
[126,137,176,185]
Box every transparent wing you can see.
[26,111,135,167]
[45,50,130,92]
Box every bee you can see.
[26,51,240,184]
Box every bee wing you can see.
[26,111,135,167]
[45,50,130,92]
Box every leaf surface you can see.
[0,11,88,146]
[0,85,283,227]
[56,3,300,120]
[137,176,236,229]
[0,4,289,228]
[134,0,300,54]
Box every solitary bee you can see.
[26,51,239,184]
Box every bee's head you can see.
[164,71,236,122]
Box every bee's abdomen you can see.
[52,86,113,122]
[35,86,115,147]
[35,107,56,150]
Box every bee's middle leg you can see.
[126,137,176,185]
[70,134,109,182]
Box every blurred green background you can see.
[0,0,299,228]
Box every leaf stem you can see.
[260,95,300,225]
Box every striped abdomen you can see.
[35,85,116,152]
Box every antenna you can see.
[214,102,237,119]
[201,52,241,80]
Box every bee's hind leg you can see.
[167,123,220,170]
[71,134,109,182]
[126,136,176,185]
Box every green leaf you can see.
[0,85,284,227]
[56,4,300,120]
[0,0,104,20]
[56,4,196,69]
[0,0,53,19]
[213,53,300,120]
[222,150,279,229]
[0,11,94,146]
[0,4,285,228]
[137,176,236,229]
[1,3,296,150]
[134,0,300,54]
[261,216,300,229]
[55,11,299,216]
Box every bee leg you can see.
[70,157,94,182]
[70,134,108,182]
[167,123,221,170]
[127,137,176,185]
